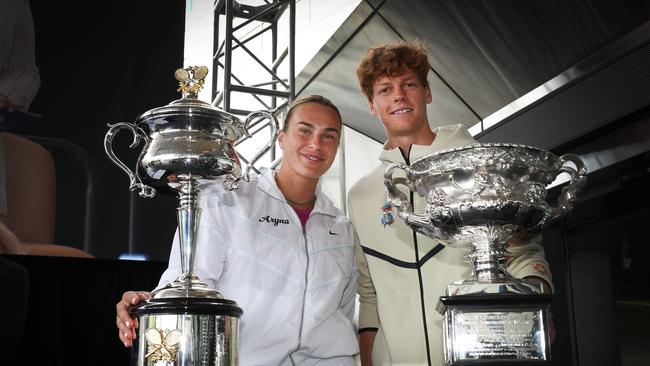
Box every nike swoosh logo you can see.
[329,230,339,235]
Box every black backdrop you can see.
[22,0,186,261]
[5,254,167,366]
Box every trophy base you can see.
[151,276,224,299]
[447,278,543,297]
[439,294,553,366]
[131,297,243,366]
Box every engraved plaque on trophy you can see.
[104,66,279,366]
[384,143,586,365]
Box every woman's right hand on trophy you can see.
[116,291,151,347]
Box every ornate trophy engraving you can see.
[104,66,279,366]
[384,143,586,365]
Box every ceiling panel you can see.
[297,0,650,142]
[376,0,649,117]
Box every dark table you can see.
[2,254,166,366]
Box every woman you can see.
[116,95,358,365]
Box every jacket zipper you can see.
[290,217,310,365]
[402,145,433,366]
[411,190,433,366]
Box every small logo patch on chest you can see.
[380,202,395,227]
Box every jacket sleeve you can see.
[506,234,554,293]
[340,223,359,324]
[355,231,380,330]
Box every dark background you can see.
[21,0,185,261]
[5,254,167,366]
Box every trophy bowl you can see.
[384,143,587,365]
[386,143,586,250]
[105,88,276,197]
[135,98,246,194]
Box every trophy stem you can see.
[465,229,511,283]
[177,174,201,286]
[150,174,223,299]
[469,240,510,283]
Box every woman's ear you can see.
[278,130,285,149]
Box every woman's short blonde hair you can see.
[283,95,342,131]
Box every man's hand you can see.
[548,310,556,344]
[359,330,377,366]
[523,277,556,344]
[116,291,151,347]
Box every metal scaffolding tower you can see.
[212,0,295,116]
[212,0,295,166]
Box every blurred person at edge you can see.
[0,0,40,112]
[348,41,555,366]
[116,95,359,365]
[0,0,41,220]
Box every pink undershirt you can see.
[292,205,313,227]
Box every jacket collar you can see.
[256,168,339,217]
[379,123,474,165]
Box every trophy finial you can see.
[175,66,209,97]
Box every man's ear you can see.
[368,98,377,116]
[425,83,432,104]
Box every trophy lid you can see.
[134,66,245,141]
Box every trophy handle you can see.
[104,122,156,198]
[384,163,440,238]
[223,111,279,191]
[548,153,587,221]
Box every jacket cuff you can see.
[358,302,380,329]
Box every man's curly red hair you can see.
[356,41,430,101]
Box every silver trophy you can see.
[104,66,279,366]
[384,143,586,365]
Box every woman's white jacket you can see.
[158,168,359,365]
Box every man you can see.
[347,41,553,366]
[116,95,359,365]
